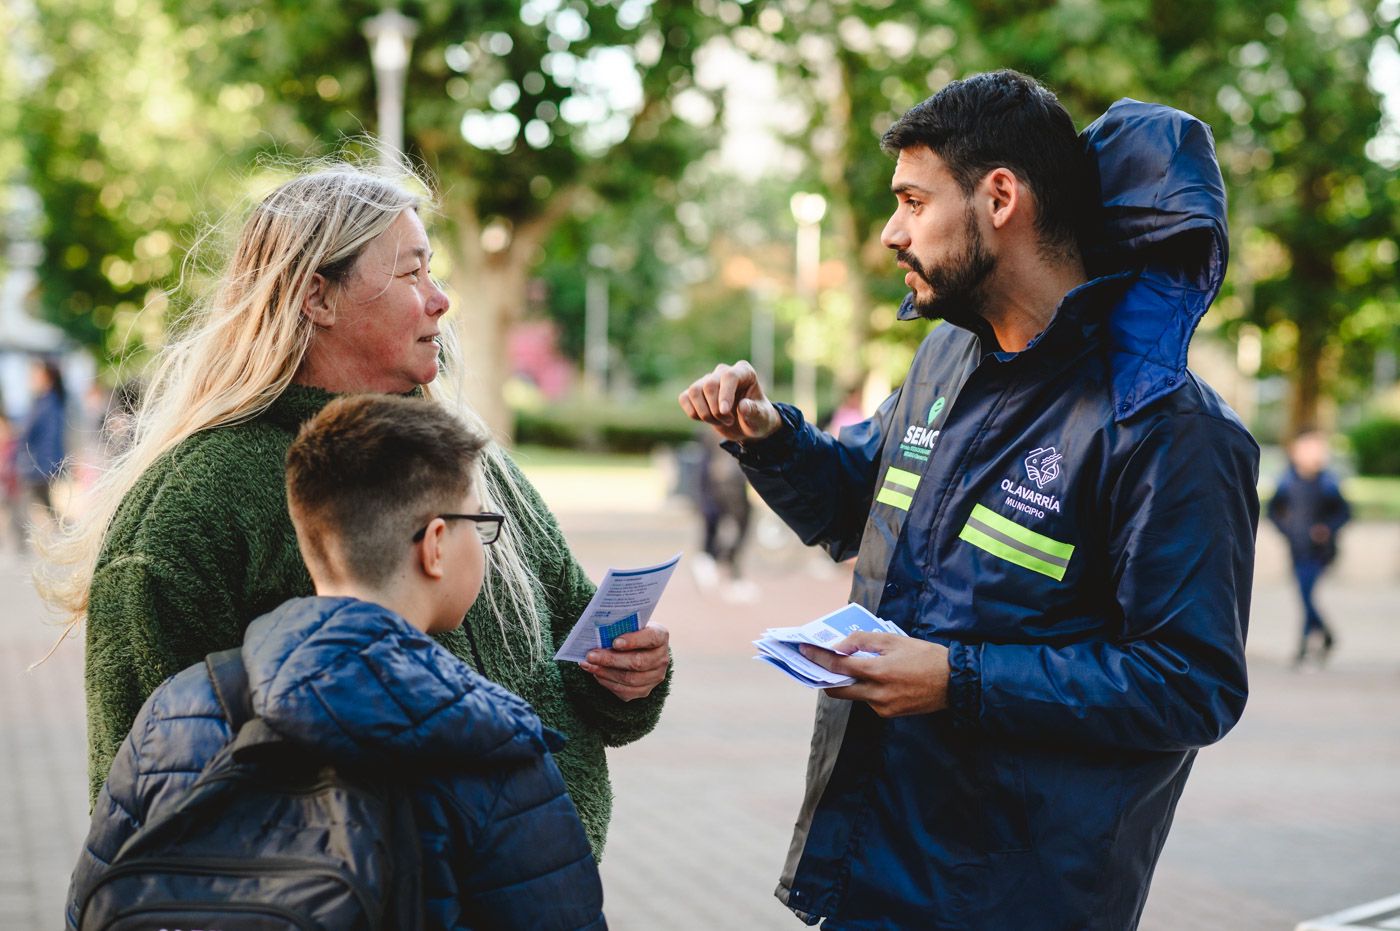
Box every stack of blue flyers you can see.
[753,603,907,688]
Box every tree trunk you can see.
[447,208,524,442]
[444,197,575,442]
[825,47,872,396]
[1288,319,1326,439]
[1287,165,1334,440]
[449,253,527,441]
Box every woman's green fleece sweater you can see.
[85,385,670,859]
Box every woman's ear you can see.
[415,519,448,580]
[303,272,336,328]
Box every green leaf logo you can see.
[927,396,946,425]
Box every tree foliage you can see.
[21,0,747,431]
[745,0,1398,431]
[0,4,31,233]
[15,0,1398,433]
[1208,1,1399,432]
[18,0,248,362]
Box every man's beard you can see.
[900,205,996,329]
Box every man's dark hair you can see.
[882,70,1089,258]
[286,395,488,586]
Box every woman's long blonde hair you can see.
[40,160,553,659]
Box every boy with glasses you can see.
[69,395,605,930]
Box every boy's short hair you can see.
[286,395,489,586]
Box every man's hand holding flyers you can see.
[799,633,950,718]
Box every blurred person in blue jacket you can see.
[1268,428,1350,665]
[19,358,67,515]
[681,71,1258,930]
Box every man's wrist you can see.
[721,403,800,464]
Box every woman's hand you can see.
[580,625,671,701]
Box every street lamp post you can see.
[789,191,827,418]
[584,245,612,397]
[362,8,418,167]
[751,286,775,392]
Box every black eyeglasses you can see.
[411,512,506,545]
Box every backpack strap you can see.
[205,648,253,732]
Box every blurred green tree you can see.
[534,164,803,396]
[0,4,30,231]
[747,0,1398,434]
[1202,2,1399,435]
[81,0,744,434]
[18,0,243,363]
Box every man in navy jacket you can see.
[681,71,1258,930]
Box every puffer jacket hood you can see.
[1083,97,1229,420]
[897,98,1229,422]
[243,596,559,766]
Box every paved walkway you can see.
[578,509,1400,931]
[3,464,1398,929]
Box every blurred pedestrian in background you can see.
[688,429,755,602]
[0,413,28,556]
[1268,428,1351,666]
[18,358,67,519]
[823,384,866,439]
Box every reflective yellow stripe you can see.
[959,523,1068,580]
[876,486,913,511]
[884,467,918,490]
[885,466,921,491]
[968,504,1074,559]
[957,504,1075,581]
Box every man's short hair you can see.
[286,395,489,586]
[882,70,1089,258]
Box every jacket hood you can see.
[1082,98,1229,420]
[240,596,558,766]
[895,98,1229,421]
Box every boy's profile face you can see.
[426,486,488,634]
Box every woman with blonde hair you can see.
[42,162,671,858]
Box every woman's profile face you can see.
[317,210,450,394]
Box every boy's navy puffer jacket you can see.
[67,596,606,931]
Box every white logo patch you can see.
[1024,447,1063,489]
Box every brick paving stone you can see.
[0,556,90,929]
[573,505,1400,931]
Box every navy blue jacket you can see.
[1268,467,1350,565]
[19,389,65,482]
[68,596,606,931]
[736,101,1259,930]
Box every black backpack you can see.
[76,648,425,931]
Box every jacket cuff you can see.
[946,641,982,728]
[720,403,804,467]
